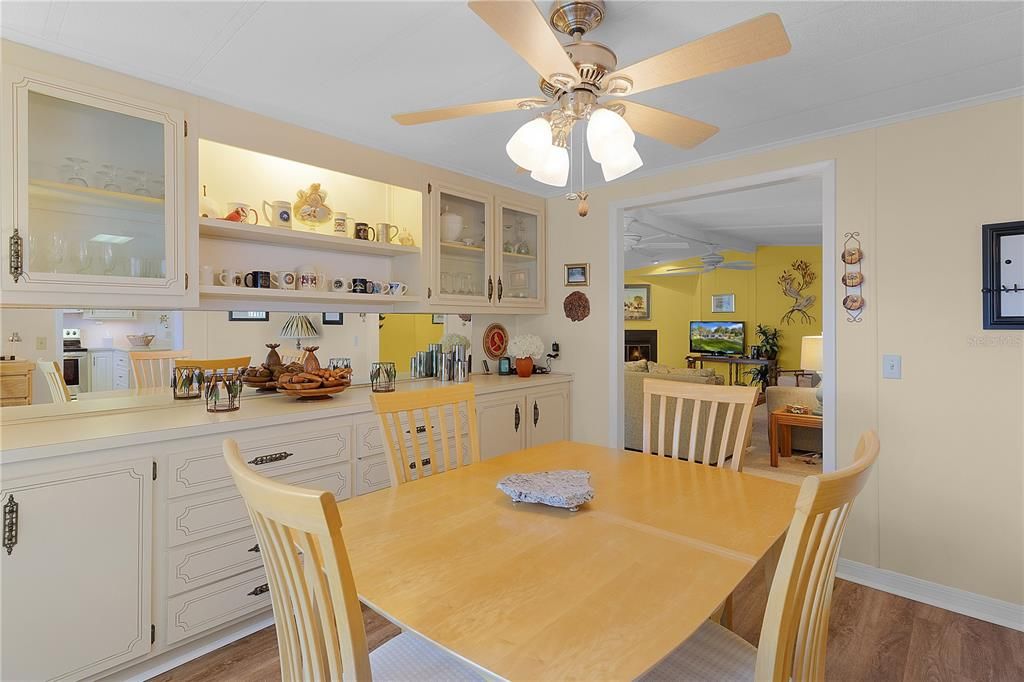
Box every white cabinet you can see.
[495,200,545,308]
[478,392,527,460]
[0,458,153,681]
[114,350,132,389]
[90,351,113,392]
[527,386,571,447]
[1,67,193,308]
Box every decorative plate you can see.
[483,323,509,360]
[497,470,594,511]
[563,291,590,322]
[276,385,347,400]
[293,183,332,227]
[841,271,864,287]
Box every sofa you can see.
[765,386,822,453]
[623,360,737,461]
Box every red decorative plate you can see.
[483,323,509,360]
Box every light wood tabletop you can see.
[337,440,799,681]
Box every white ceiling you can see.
[623,177,822,268]
[3,1,1022,197]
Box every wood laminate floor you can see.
[153,570,1023,681]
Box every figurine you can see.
[293,183,332,226]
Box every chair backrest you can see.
[37,360,71,403]
[280,349,306,365]
[641,378,758,471]
[756,431,880,681]
[371,384,480,487]
[131,350,191,388]
[176,355,251,374]
[223,438,371,682]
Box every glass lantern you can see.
[370,362,396,393]
[172,365,203,400]
[205,370,244,412]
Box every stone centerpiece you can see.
[497,470,594,511]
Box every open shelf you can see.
[198,285,421,305]
[29,179,164,210]
[200,218,420,257]
[440,241,535,261]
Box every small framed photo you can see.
[509,268,529,290]
[321,312,344,326]
[564,262,590,287]
[624,284,651,321]
[711,293,735,313]
[228,311,269,322]
[432,314,446,324]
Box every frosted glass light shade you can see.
[600,146,643,182]
[506,117,552,171]
[587,108,635,163]
[530,145,569,187]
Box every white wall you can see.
[0,308,61,404]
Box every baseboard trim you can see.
[837,559,1024,632]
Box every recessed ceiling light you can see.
[89,234,133,244]
[652,259,660,265]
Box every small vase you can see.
[515,356,534,378]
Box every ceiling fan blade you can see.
[610,100,719,149]
[665,265,706,272]
[394,97,544,125]
[719,263,755,270]
[469,0,579,83]
[608,13,790,96]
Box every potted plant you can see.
[440,333,470,353]
[507,334,544,378]
[754,324,781,360]
[745,364,773,392]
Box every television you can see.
[689,321,745,356]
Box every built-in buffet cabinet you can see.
[1,67,194,308]
[0,374,570,681]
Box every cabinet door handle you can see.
[407,425,427,435]
[248,583,270,597]
[3,495,18,556]
[533,401,539,427]
[248,451,294,466]
[8,227,23,283]
[514,404,521,432]
[247,543,261,553]
[409,457,431,470]
[497,277,503,302]
[487,276,494,301]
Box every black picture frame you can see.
[432,314,445,324]
[982,220,1024,330]
[227,311,269,322]
[321,313,344,326]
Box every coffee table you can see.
[769,409,823,467]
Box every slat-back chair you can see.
[642,378,759,471]
[176,355,251,374]
[37,360,71,403]
[642,431,881,682]
[370,384,480,487]
[131,350,191,388]
[280,349,305,365]
[222,438,480,681]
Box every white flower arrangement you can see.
[507,334,544,359]
[441,333,470,352]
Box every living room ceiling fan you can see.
[393,0,791,188]
[652,245,755,275]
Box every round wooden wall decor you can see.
[483,323,509,360]
[563,291,591,322]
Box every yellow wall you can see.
[626,246,823,370]
[378,313,443,368]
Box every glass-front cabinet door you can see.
[431,185,493,305]
[495,201,544,308]
[2,68,188,306]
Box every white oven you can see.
[62,328,89,395]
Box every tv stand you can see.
[686,354,778,387]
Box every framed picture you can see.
[432,314,446,324]
[711,293,735,313]
[982,220,1024,329]
[624,284,651,321]
[564,262,590,287]
[509,268,529,290]
[321,312,344,325]
[227,311,269,322]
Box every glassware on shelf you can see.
[65,157,89,186]
[96,164,123,192]
[47,234,66,272]
[130,170,151,196]
[149,174,165,199]
[440,272,452,294]
[514,217,531,255]
[71,241,92,274]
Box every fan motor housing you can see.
[540,40,618,98]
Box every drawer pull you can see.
[247,543,261,553]
[248,451,294,466]
[248,583,270,597]
[3,495,18,556]
[409,458,431,470]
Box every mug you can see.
[376,223,399,244]
[219,269,243,287]
[371,280,389,294]
[262,200,291,228]
[271,270,296,289]
[351,277,367,294]
[298,270,321,290]
[353,222,375,241]
[330,277,353,292]
[199,265,214,286]
[333,211,350,235]
[388,281,408,296]
[244,270,271,288]
[224,202,258,224]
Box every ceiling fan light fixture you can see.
[586,107,634,163]
[600,145,643,182]
[506,117,552,171]
[530,144,570,187]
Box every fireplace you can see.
[625,330,658,362]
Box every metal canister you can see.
[438,351,454,382]
[415,351,431,378]
[454,360,469,383]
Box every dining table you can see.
[337,440,799,681]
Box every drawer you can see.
[167,463,350,547]
[167,527,262,596]
[165,567,271,645]
[0,375,29,398]
[114,353,130,368]
[355,452,391,495]
[355,407,469,458]
[167,421,351,499]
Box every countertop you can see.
[0,373,573,462]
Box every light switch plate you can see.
[882,354,901,379]
[35,336,46,350]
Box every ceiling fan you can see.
[394,1,791,188]
[623,231,691,254]
[651,245,755,276]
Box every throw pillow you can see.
[648,361,715,377]
[624,359,649,372]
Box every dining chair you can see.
[370,384,480,487]
[642,378,759,471]
[130,350,191,388]
[175,355,251,374]
[222,438,481,681]
[279,349,305,365]
[641,431,881,682]
[37,360,71,403]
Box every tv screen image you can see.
[690,321,745,355]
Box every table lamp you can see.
[801,335,823,415]
[280,314,319,349]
